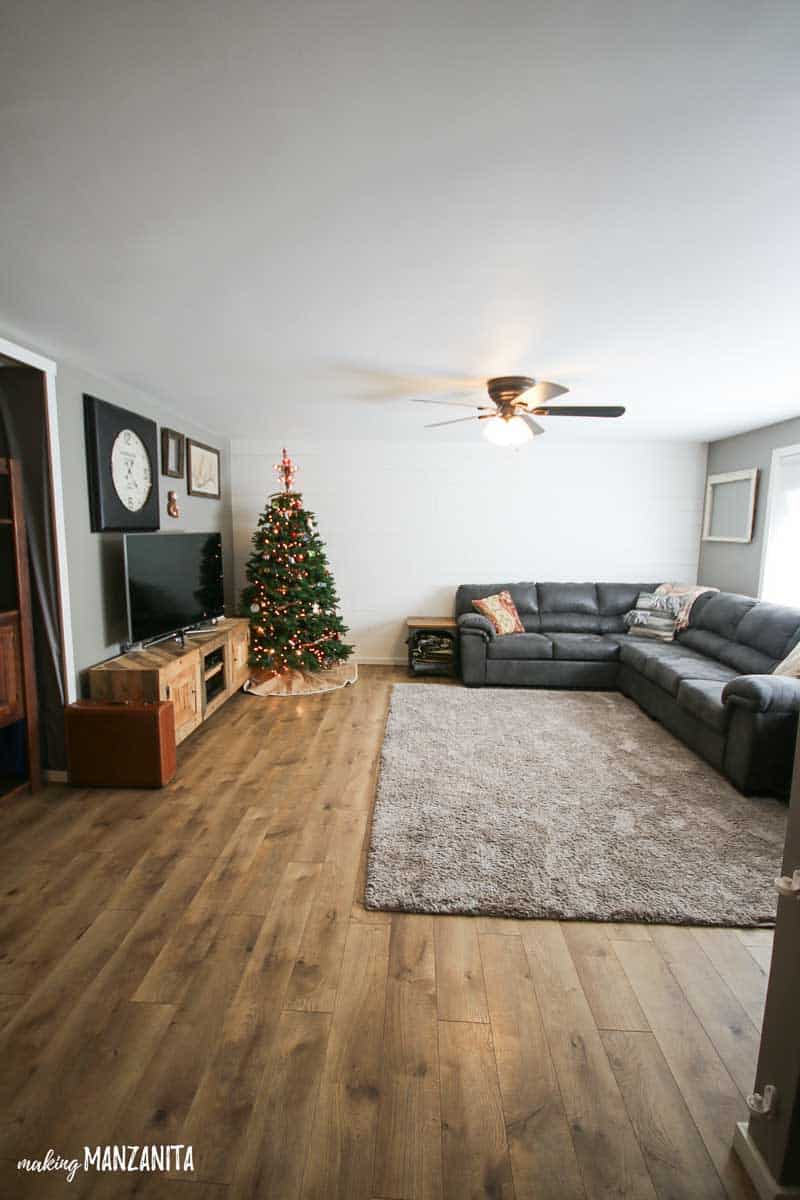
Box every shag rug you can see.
[364,685,787,925]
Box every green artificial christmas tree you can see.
[241,449,353,674]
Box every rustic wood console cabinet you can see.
[88,618,250,745]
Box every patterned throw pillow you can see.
[774,641,800,678]
[624,592,683,641]
[472,591,525,635]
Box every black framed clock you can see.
[83,395,160,531]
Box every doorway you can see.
[760,443,800,607]
[0,336,75,789]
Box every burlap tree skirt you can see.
[244,661,358,697]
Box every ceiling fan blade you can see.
[532,405,626,418]
[520,414,545,437]
[424,415,482,428]
[410,395,489,409]
[516,380,570,408]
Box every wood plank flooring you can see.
[0,666,769,1199]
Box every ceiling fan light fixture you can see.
[481,415,533,446]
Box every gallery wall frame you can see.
[161,427,185,478]
[186,438,221,499]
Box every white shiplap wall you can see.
[231,439,708,662]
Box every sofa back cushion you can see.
[736,603,800,661]
[677,591,800,675]
[456,581,659,634]
[597,582,659,633]
[537,581,658,634]
[537,582,600,633]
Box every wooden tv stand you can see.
[88,618,250,745]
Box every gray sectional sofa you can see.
[456,582,800,798]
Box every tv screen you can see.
[124,532,225,643]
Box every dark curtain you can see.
[0,368,67,770]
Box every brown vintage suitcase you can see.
[65,700,176,787]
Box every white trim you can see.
[44,769,68,784]
[0,335,55,375]
[0,334,77,702]
[757,442,800,601]
[702,468,759,543]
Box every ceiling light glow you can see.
[482,416,533,446]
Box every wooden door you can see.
[161,653,202,744]
[0,615,23,727]
[229,623,250,689]
[741,724,800,1187]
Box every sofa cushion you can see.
[550,634,621,662]
[487,633,553,661]
[677,680,730,734]
[455,583,538,622]
[735,603,800,662]
[538,582,599,614]
[537,583,602,633]
[596,581,657,635]
[677,628,731,662]
[691,592,757,640]
[597,583,659,616]
[648,653,737,698]
[617,639,686,675]
[679,625,775,675]
[717,641,778,676]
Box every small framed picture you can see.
[161,428,185,478]
[187,438,221,499]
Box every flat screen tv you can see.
[124,531,225,644]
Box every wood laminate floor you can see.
[0,667,771,1199]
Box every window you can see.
[759,444,800,606]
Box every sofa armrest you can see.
[457,613,495,639]
[722,674,800,715]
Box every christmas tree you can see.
[241,449,353,674]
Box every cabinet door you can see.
[161,655,202,744]
[230,625,250,688]
[0,617,23,728]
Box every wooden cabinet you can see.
[88,618,250,747]
[0,613,23,727]
[160,653,202,743]
[228,622,250,691]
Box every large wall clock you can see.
[83,395,160,531]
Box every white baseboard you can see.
[734,1122,800,1199]
[44,769,68,784]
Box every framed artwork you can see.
[702,468,759,543]
[83,395,160,531]
[186,438,221,499]
[161,428,185,478]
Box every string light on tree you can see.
[241,448,353,674]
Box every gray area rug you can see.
[364,685,787,925]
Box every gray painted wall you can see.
[697,415,800,598]
[55,362,234,694]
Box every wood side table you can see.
[406,617,459,677]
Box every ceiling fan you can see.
[411,375,625,444]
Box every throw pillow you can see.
[472,591,524,635]
[624,592,682,641]
[774,640,800,678]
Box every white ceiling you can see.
[1,0,798,443]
